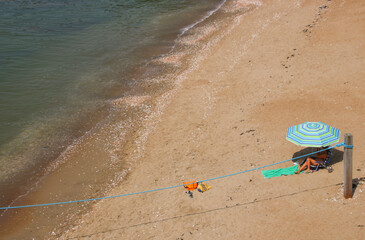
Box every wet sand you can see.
[56,0,365,239]
[58,0,364,239]
[0,1,231,238]
[3,0,365,239]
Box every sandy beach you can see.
[55,0,365,239]
[4,0,364,239]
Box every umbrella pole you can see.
[343,133,353,199]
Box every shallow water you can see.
[0,0,227,238]
[0,0,223,188]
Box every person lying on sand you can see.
[295,146,329,174]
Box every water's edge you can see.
[0,0,262,238]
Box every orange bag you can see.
[183,181,198,191]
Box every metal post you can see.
[344,133,353,199]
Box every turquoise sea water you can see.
[0,0,224,182]
[0,1,232,237]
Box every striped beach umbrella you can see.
[286,122,340,147]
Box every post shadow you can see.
[352,177,365,195]
[290,147,364,196]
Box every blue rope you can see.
[199,143,340,182]
[0,142,346,210]
[0,184,185,210]
[335,142,353,149]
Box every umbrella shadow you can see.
[291,147,344,166]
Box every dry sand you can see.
[59,0,364,239]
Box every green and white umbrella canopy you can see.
[286,122,340,147]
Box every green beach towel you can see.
[261,165,299,178]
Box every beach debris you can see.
[240,129,255,135]
[183,181,198,190]
[183,181,198,198]
[186,190,194,198]
[197,182,211,193]
[183,181,211,197]
[319,5,328,10]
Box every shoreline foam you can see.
[2,0,364,239]
[0,0,238,238]
[59,0,365,239]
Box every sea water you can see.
[0,0,224,187]
[0,0,255,238]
